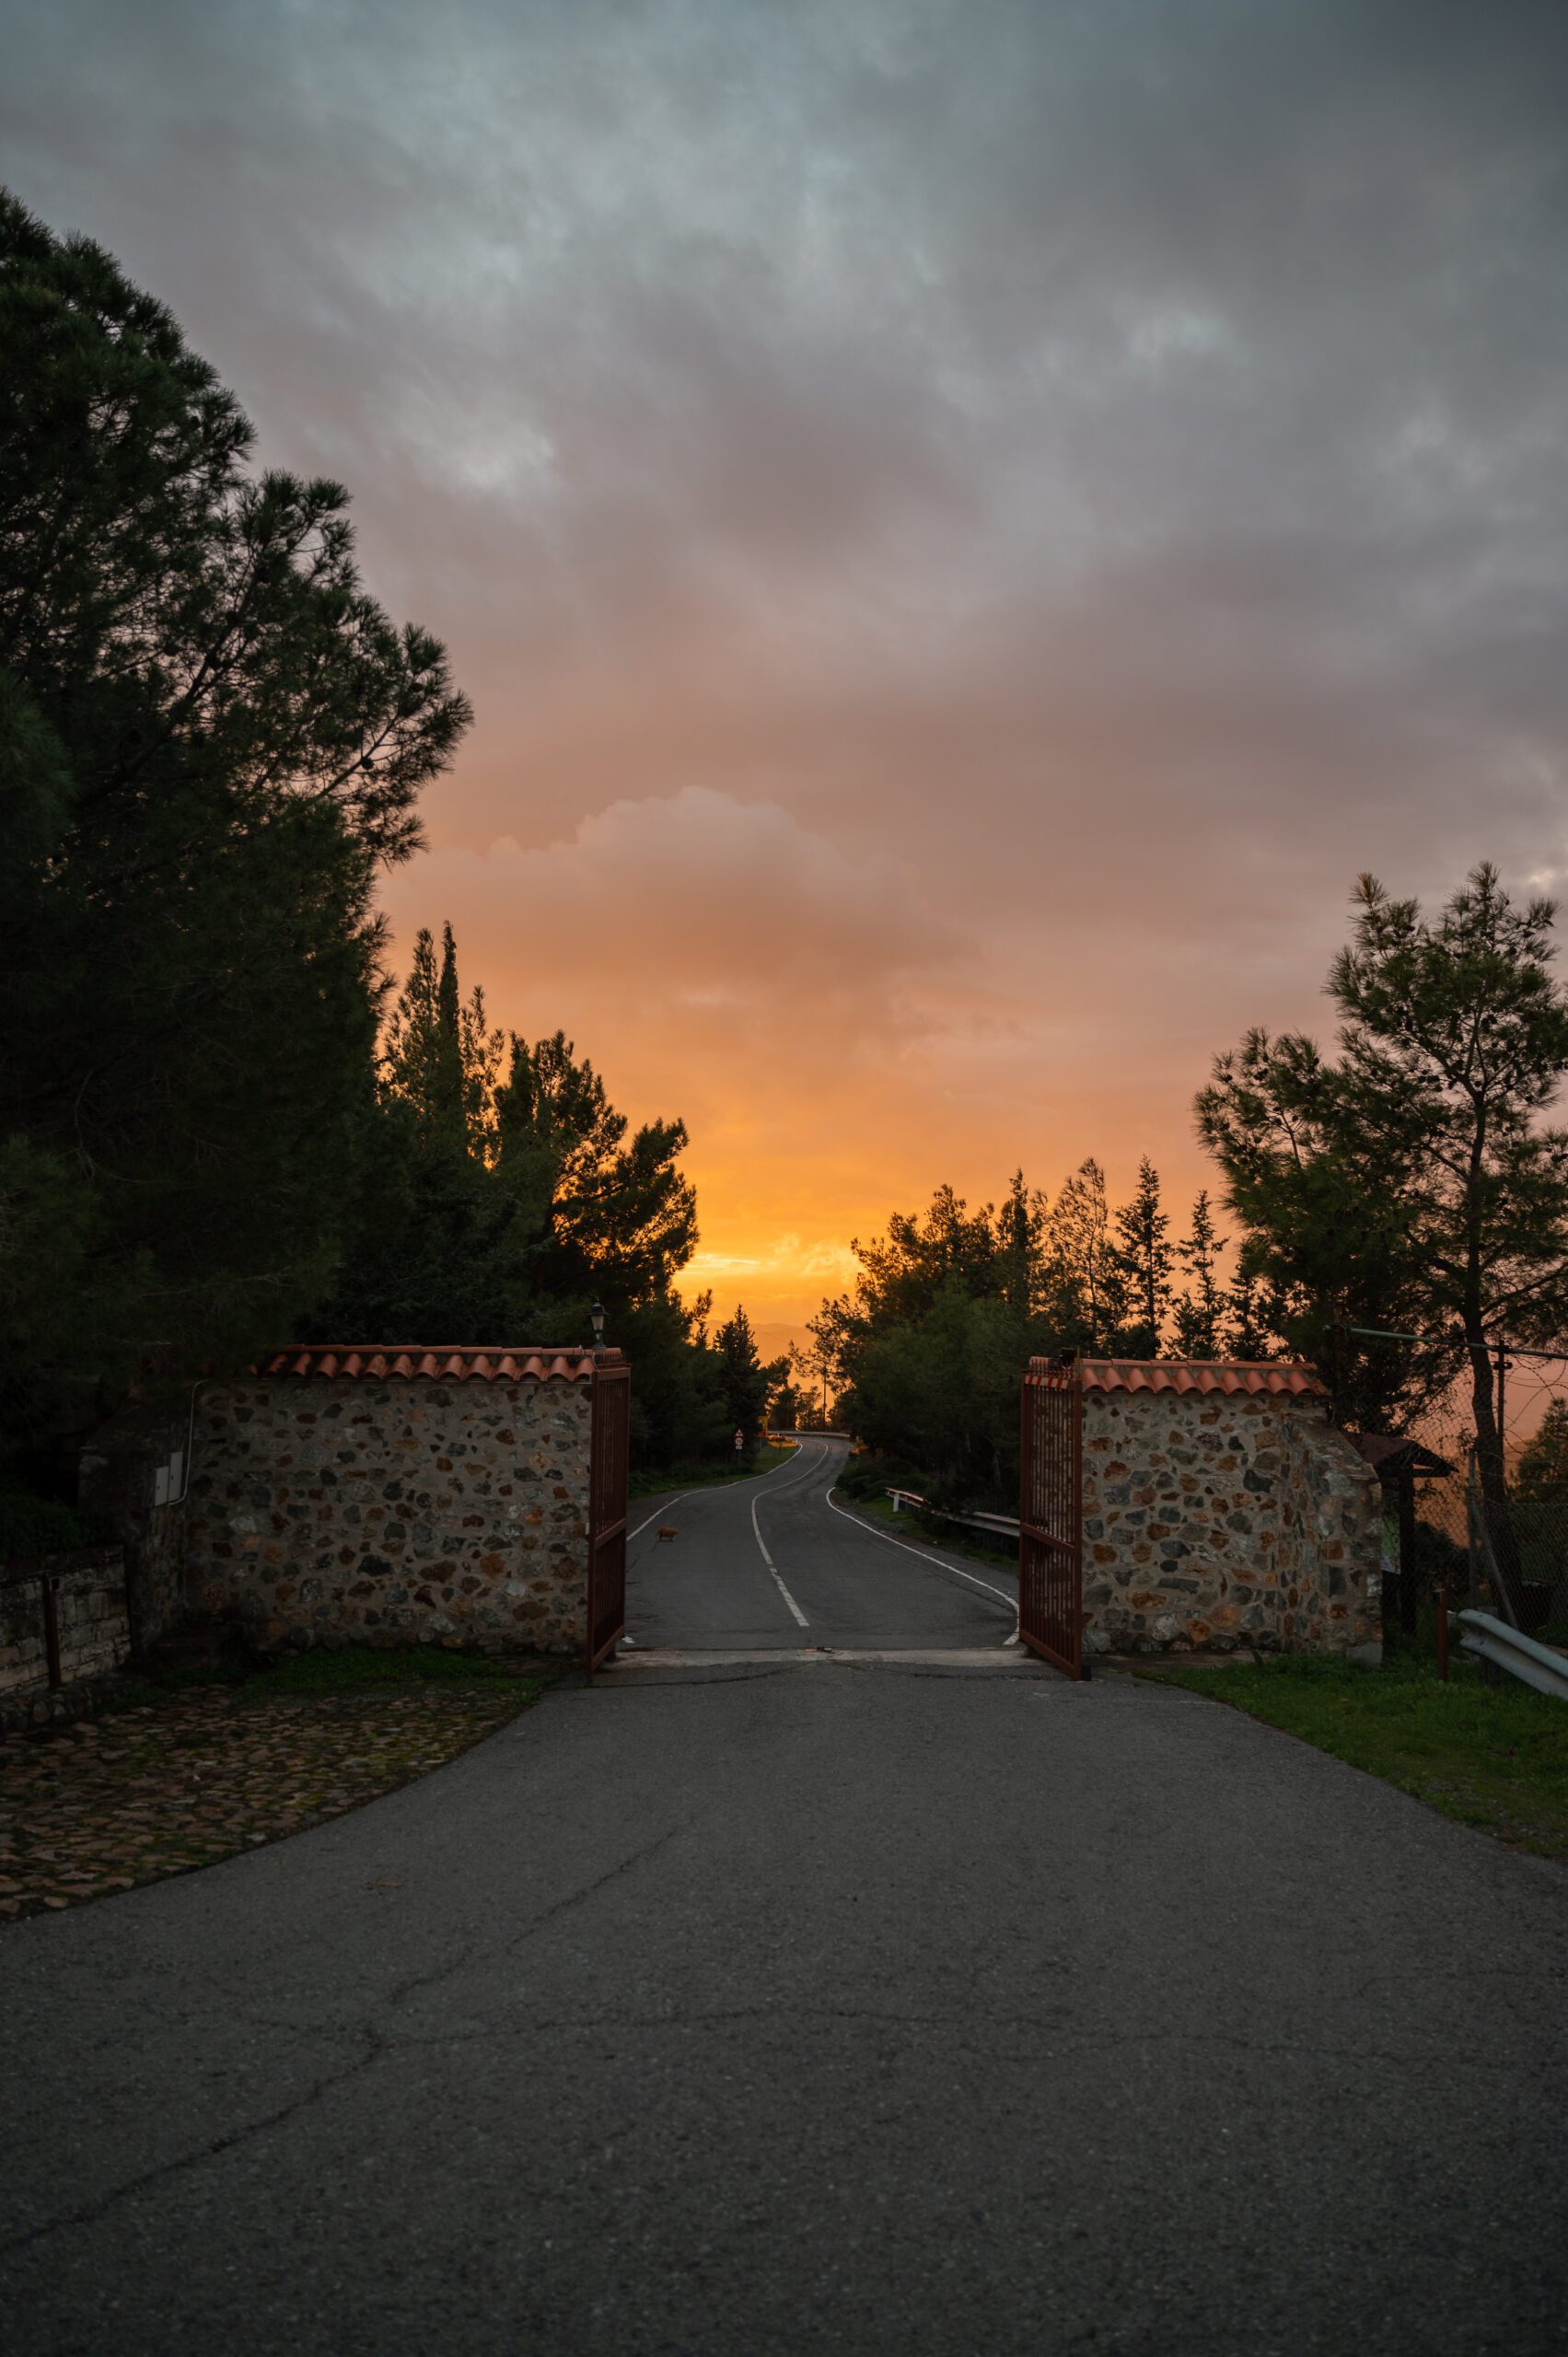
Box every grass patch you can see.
[104,1642,561,1713]
[240,1644,553,1699]
[1141,1651,1568,1862]
[628,1443,797,1500]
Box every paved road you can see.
[4,1455,1568,2354]
[624,1438,1016,1652]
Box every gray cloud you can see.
[6,0,1568,1301]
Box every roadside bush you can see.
[834,1453,926,1503]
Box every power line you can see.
[1349,1326,1568,1363]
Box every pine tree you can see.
[994,1169,1044,1317]
[0,194,471,1450]
[494,1031,697,1302]
[1516,1399,1568,1502]
[1110,1158,1173,1357]
[714,1306,774,1458]
[1222,1262,1275,1361]
[1198,865,1568,1604]
[1046,1158,1120,1350]
[1172,1190,1226,1359]
[383,923,501,1160]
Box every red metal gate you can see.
[587,1352,631,1671]
[1019,1355,1085,1678]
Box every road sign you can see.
[734,1428,745,1452]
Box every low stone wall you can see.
[183,1376,593,1655]
[1080,1392,1380,1656]
[0,1550,133,1724]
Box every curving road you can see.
[623,1437,1017,1652]
[4,1446,1568,2352]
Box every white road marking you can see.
[749,1444,825,1627]
[629,1494,691,1541]
[822,1486,1016,1613]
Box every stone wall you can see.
[1080,1392,1380,1656]
[0,1550,133,1724]
[183,1377,593,1655]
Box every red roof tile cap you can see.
[259,1345,611,1383]
[1028,1357,1326,1399]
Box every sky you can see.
[6,0,1568,1357]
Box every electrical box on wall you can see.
[152,1451,184,1507]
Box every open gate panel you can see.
[1019,1358,1085,1679]
[587,1356,631,1671]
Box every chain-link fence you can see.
[1369,1350,1568,1650]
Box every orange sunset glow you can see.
[15,3,1568,1358]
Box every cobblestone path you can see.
[0,1675,547,1921]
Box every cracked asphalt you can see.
[4,1444,1567,2353]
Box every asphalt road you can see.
[4,1451,1567,2354]
[624,1437,1017,1651]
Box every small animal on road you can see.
[657,1526,678,1543]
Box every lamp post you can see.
[590,1298,606,1352]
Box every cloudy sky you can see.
[7,0,1568,1348]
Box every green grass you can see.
[1140,1651,1568,1862]
[628,1443,798,1500]
[109,1643,560,1710]
[240,1644,553,1698]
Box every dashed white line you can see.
[628,1436,819,1549]
[749,1446,821,1627]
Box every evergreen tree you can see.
[1199,865,1568,1607]
[994,1169,1046,1317]
[1222,1260,1276,1361]
[1172,1190,1226,1359]
[0,193,470,1452]
[494,1031,697,1304]
[1109,1158,1173,1358]
[1045,1158,1121,1351]
[713,1306,780,1459]
[319,942,701,1364]
[809,1171,1082,1505]
[1515,1399,1568,1502]
[383,922,502,1160]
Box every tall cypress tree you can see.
[1045,1158,1121,1350]
[1110,1159,1173,1358]
[714,1306,778,1458]
[1172,1190,1226,1359]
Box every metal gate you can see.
[587,1352,631,1671]
[1019,1355,1085,1678]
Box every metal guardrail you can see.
[1458,1609,1568,1702]
[887,1489,1021,1541]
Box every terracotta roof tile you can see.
[261,1346,610,1385]
[1028,1357,1326,1399]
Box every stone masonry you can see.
[184,1363,596,1655]
[1079,1380,1381,1656]
[0,1550,133,1724]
